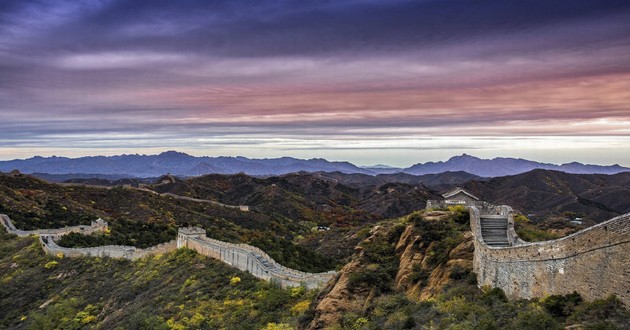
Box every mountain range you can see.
[0,151,627,178]
[2,170,626,329]
[54,168,629,225]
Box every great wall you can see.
[1,186,628,302]
[0,214,334,289]
[429,188,630,306]
[58,182,250,211]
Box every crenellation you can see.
[1,214,109,237]
[180,231,335,288]
[468,201,629,306]
[2,213,334,289]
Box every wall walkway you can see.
[58,183,249,211]
[178,227,336,289]
[469,205,629,305]
[1,214,334,288]
[0,214,107,237]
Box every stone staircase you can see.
[480,214,510,247]
[251,252,275,271]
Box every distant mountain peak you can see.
[159,150,191,157]
[448,153,479,161]
[0,152,626,178]
[405,155,628,177]
[362,164,397,169]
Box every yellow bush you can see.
[44,261,58,269]
[353,317,369,329]
[514,214,530,224]
[290,300,310,315]
[80,315,97,324]
[447,205,467,213]
[230,276,241,285]
[263,323,293,330]
[189,313,206,327]
[290,286,305,298]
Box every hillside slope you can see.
[303,210,629,329]
[1,189,627,329]
[462,170,630,222]
[150,172,442,223]
[0,173,336,272]
[0,232,315,330]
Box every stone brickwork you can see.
[58,183,250,212]
[1,214,334,288]
[178,227,336,289]
[39,235,178,260]
[470,206,630,306]
[1,214,108,237]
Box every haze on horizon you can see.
[1,1,629,167]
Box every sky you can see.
[1,0,629,167]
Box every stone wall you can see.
[40,235,178,260]
[0,214,108,237]
[470,207,630,306]
[178,227,336,289]
[1,214,334,288]
[128,186,249,211]
[57,183,250,212]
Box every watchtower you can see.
[177,227,206,248]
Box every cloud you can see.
[55,52,189,70]
[0,1,629,165]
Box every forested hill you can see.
[461,170,630,223]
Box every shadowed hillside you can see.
[0,173,337,272]
[149,172,443,223]
[461,170,630,223]
[1,174,628,329]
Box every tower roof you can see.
[442,187,479,200]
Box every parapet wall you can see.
[56,183,250,212]
[470,207,630,306]
[39,236,177,260]
[1,214,334,289]
[178,228,336,289]
[1,214,108,237]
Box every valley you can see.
[0,169,628,329]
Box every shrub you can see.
[568,295,628,327]
[448,205,469,225]
[449,264,470,280]
[409,264,429,286]
[263,323,293,330]
[44,261,58,269]
[513,213,530,224]
[347,265,393,292]
[510,305,559,330]
[481,287,508,305]
[541,292,582,318]
[230,276,241,286]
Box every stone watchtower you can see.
[427,187,480,209]
[177,227,207,248]
[90,218,108,232]
[442,187,479,206]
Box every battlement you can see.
[177,227,336,288]
[178,226,206,236]
[1,215,335,289]
[1,214,108,237]
[469,204,629,306]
